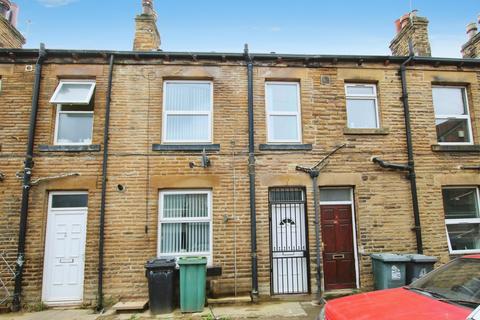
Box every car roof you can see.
[462,254,480,259]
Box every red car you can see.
[319,255,480,320]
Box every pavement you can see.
[0,301,323,319]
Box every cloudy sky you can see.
[12,0,480,57]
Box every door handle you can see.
[332,254,345,260]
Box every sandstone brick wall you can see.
[1,54,479,306]
[0,16,24,48]
[0,63,34,305]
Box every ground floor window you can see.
[158,190,212,264]
[442,187,480,254]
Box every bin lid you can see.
[405,254,438,263]
[145,258,176,269]
[177,257,207,265]
[370,253,410,262]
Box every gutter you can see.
[12,43,47,311]
[245,45,259,299]
[2,48,480,67]
[97,54,115,311]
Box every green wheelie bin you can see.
[178,257,207,313]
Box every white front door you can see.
[42,192,88,304]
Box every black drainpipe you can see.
[245,44,259,299]
[97,54,115,311]
[400,46,423,254]
[310,171,323,303]
[12,43,47,312]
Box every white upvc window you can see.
[50,80,96,105]
[162,81,213,143]
[50,80,96,146]
[345,83,380,129]
[443,187,480,254]
[432,86,473,145]
[158,190,212,265]
[265,82,302,143]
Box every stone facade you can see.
[462,29,480,58]
[0,15,24,48]
[1,50,479,308]
[133,14,160,51]
[390,13,431,57]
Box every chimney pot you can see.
[400,13,410,29]
[142,0,154,15]
[395,19,401,33]
[0,0,11,18]
[9,2,18,27]
[466,22,478,40]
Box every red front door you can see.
[320,204,356,290]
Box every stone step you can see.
[112,300,148,312]
[207,295,251,305]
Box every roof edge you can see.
[0,48,478,66]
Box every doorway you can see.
[42,192,88,304]
[269,187,310,295]
[320,188,358,290]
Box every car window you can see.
[410,258,480,305]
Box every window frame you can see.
[157,189,213,265]
[48,191,89,212]
[54,104,94,146]
[49,80,96,105]
[344,83,380,129]
[432,86,474,146]
[265,81,302,144]
[443,186,480,254]
[162,80,214,144]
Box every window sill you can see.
[259,144,313,151]
[152,144,220,152]
[38,144,101,152]
[343,127,389,135]
[431,144,480,152]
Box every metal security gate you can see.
[269,187,310,295]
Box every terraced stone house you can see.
[0,0,479,311]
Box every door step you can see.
[207,296,251,305]
[112,300,148,312]
[324,289,360,300]
[266,294,313,302]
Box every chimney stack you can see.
[0,1,25,48]
[461,16,480,58]
[390,10,432,57]
[133,0,161,51]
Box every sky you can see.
[12,0,480,58]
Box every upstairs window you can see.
[345,83,379,129]
[163,81,213,143]
[265,82,301,143]
[50,80,96,145]
[433,86,473,144]
[443,187,480,254]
